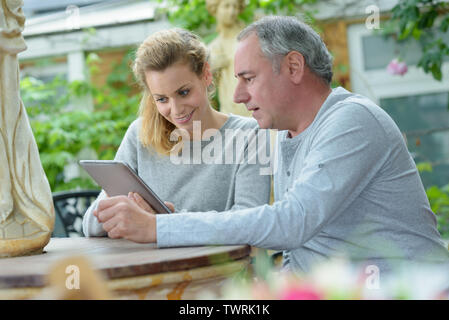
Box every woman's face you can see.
[145,62,212,133]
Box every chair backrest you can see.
[52,190,100,237]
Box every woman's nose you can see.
[170,99,186,116]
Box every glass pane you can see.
[362,32,449,71]
[380,92,449,188]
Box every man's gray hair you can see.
[237,16,333,85]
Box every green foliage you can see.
[426,185,449,238]
[386,0,449,233]
[417,162,449,238]
[157,0,317,37]
[416,161,433,173]
[386,0,449,81]
[158,0,215,34]
[21,50,140,192]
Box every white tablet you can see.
[79,160,171,214]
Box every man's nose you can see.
[233,82,250,104]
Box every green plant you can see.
[157,0,318,37]
[427,184,449,239]
[384,0,449,235]
[417,162,449,238]
[385,0,449,81]
[21,50,140,192]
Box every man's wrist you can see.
[148,213,157,243]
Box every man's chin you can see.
[255,119,271,130]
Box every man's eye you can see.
[245,77,254,83]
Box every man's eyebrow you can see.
[153,83,190,97]
[235,71,253,78]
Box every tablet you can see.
[79,160,171,214]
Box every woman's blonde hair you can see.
[132,28,211,155]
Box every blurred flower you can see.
[387,59,408,76]
[279,284,323,300]
[251,280,275,300]
[219,257,449,300]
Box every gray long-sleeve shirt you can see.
[82,114,272,237]
[155,87,449,274]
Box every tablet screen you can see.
[79,160,171,214]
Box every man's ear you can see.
[284,51,305,84]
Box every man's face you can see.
[233,34,291,130]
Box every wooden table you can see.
[0,238,251,299]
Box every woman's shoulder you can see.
[117,117,162,161]
[117,118,142,150]
[128,117,142,131]
[121,118,141,139]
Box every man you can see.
[90,16,449,274]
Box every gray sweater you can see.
[155,87,449,274]
[82,114,272,237]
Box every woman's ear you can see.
[203,62,213,86]
[284,51,305,85]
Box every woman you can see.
[82,28,271,241]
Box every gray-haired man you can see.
[92,16,449,274]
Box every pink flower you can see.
[387,59,408,76]
[279,285,323,300]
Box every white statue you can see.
[0,0,54,257]
[206,0,251,117]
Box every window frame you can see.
[347,23,449,104]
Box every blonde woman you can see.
[82,29,271,241]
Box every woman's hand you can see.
[93,195,157,243]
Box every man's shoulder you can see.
[225,114,259,130]
[326,90,381,118]
[328,98,380,123]
[306,92,406,157]
[320,90,398,137]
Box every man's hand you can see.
[93,195,157,243]
[129,192,175,213]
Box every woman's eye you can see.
[156,97,168,103]
[179,89,189,97]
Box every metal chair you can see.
[52,190,100,237]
